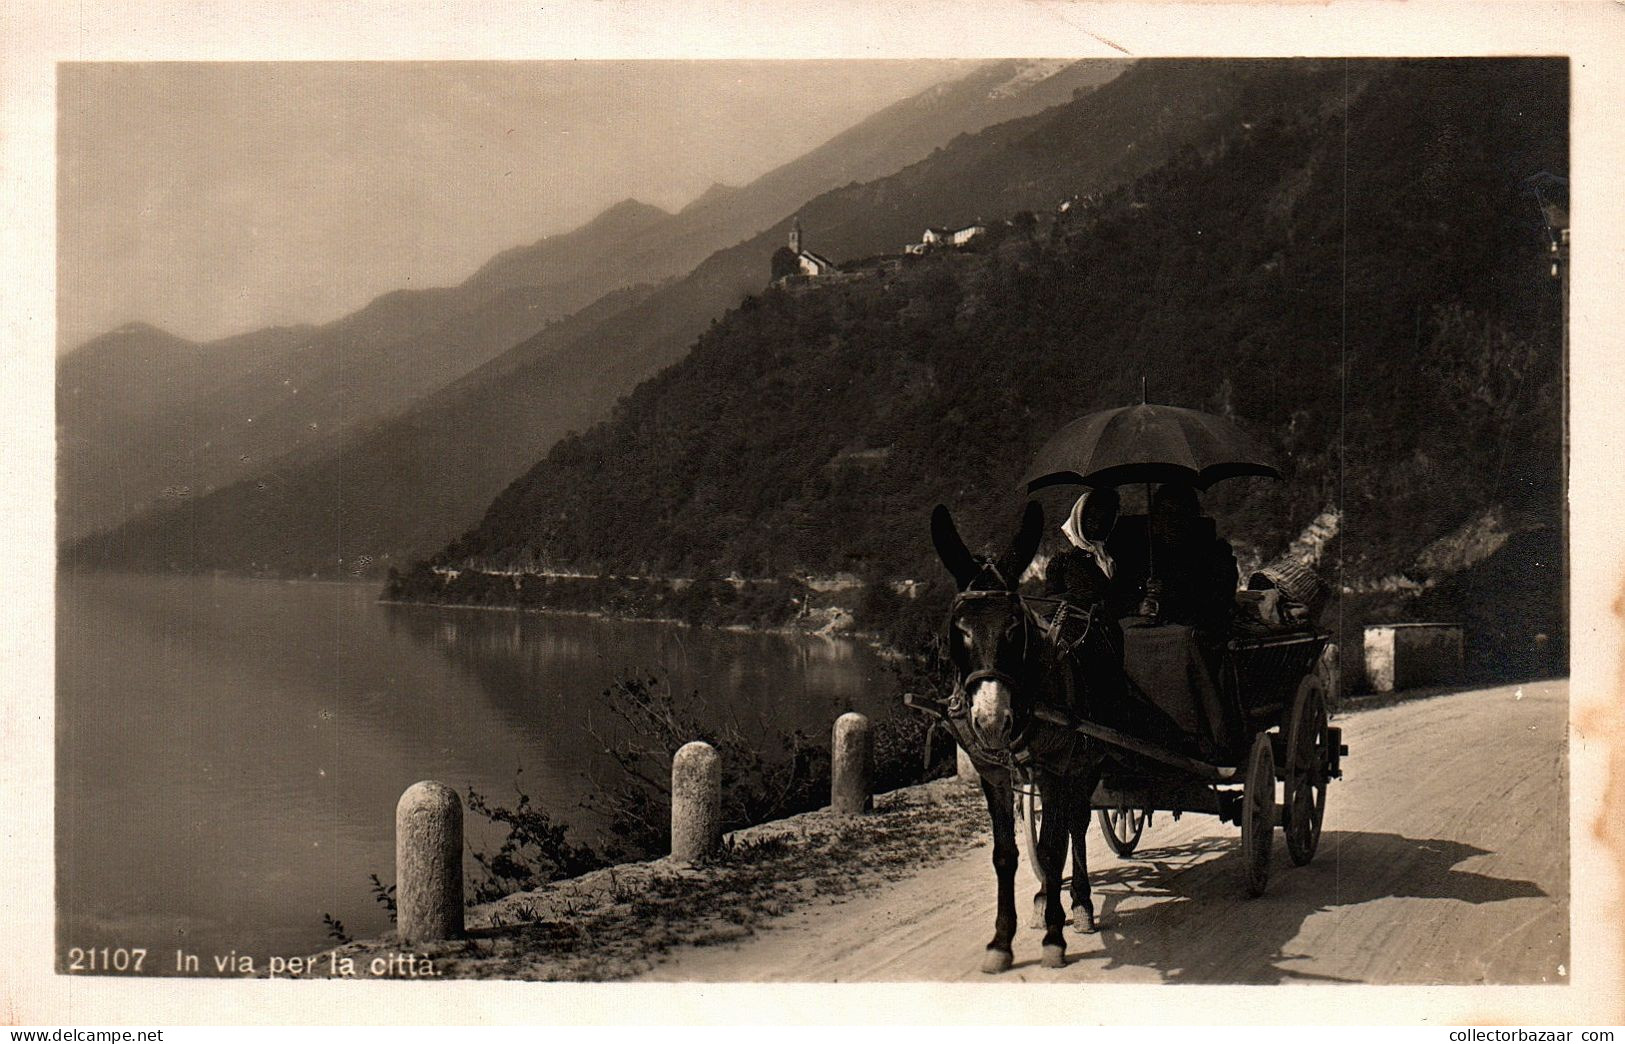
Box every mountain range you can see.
[66,57,1570,688]
[62,58,1122,553]
[382,58,1567,681]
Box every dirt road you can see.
[638,680,1569,984]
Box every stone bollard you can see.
[395,780,463,944]
[957,744,979,783]
[670,741,722,864]
[830,712,873,815]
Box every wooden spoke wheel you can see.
[1283,675,1330,867]
[1096,804,1147,857]
[1241,731,1276,898]
[1015,777,1044,886]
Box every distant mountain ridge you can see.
[76,58,1363,579]
[457,198,673,303]
[64,59,1126,563]
[456,60,1125,331]
[58,278,555,543]
[57,191,685,544]
[383,58,1565,682]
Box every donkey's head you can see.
[931,502,1044,753]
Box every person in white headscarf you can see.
[1044,489,1132,727]
[1061,489,1117,580]
[1044,487,1121,621]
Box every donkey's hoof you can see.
[1072,905,1098,933]
[1041,943,1067,969]
[981,948,1014,975]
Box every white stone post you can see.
[957,744,979,783]
[671,741,722,863]
[830,712,873,815]
[395,780,463,944]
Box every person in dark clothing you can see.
[1043,487,1120,616]
[1143,482,1238,633]
[1047,488,1200,752]
[1043,489,1140,733]
[1095,483,1239,757]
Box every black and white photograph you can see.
[6,0,1624,1028]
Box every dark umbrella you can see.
[1022,403,1282,492]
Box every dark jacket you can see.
[1041,545,1132,730]
[1107,514,1237,631]
[1043,547,1113,609]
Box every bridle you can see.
[942,561,1046,763]
[941,559,1110,766]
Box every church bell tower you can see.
[789,216,802,255]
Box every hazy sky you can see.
[57,60,969,351]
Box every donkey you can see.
[931,501,1113,973]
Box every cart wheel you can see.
[1096,804,1147,857]
[1015,778,1044,887]
[1241,732,1276,898]
[1283,675,1330,867]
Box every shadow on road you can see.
[1080,829,1548,984]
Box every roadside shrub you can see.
[580,666,953,863]
[464,771,607,904]
[583,672,827,862]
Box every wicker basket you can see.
[1248,557,1330,616]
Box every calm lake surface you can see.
[57,573,896,967]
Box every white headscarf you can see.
[1061,492,1115,580]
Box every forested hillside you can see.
[397,59,1567,681]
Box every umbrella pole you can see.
[1142,480,1159,619]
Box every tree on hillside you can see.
[770,246,800,282]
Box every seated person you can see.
[1107,482,1236,632]
[1145,482,1237,634]
[1102,513,1150,620]
[1043,487,1119,620]
[1043,489,1128,717]
[1049,489,1210,754]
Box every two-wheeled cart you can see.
[1021,629,1345,897]
[915,629,1346,897]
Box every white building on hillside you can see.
[907,222,987,254]
[787,218,838,276]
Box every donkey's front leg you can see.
[1035,772,1072,968]
[1067,774,1098,932]
[980,775,1019,974]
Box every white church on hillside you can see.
[786,218,838,276]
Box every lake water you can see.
[56,573,896,968]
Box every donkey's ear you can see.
[998,500,1045,587]
[931,504,979,588]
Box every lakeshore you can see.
[57,572,899,964]
[293,777,987,981]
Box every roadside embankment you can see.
[294,777,986,981]
[293,674,1563,982]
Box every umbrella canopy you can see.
[1023,403,1282,492]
